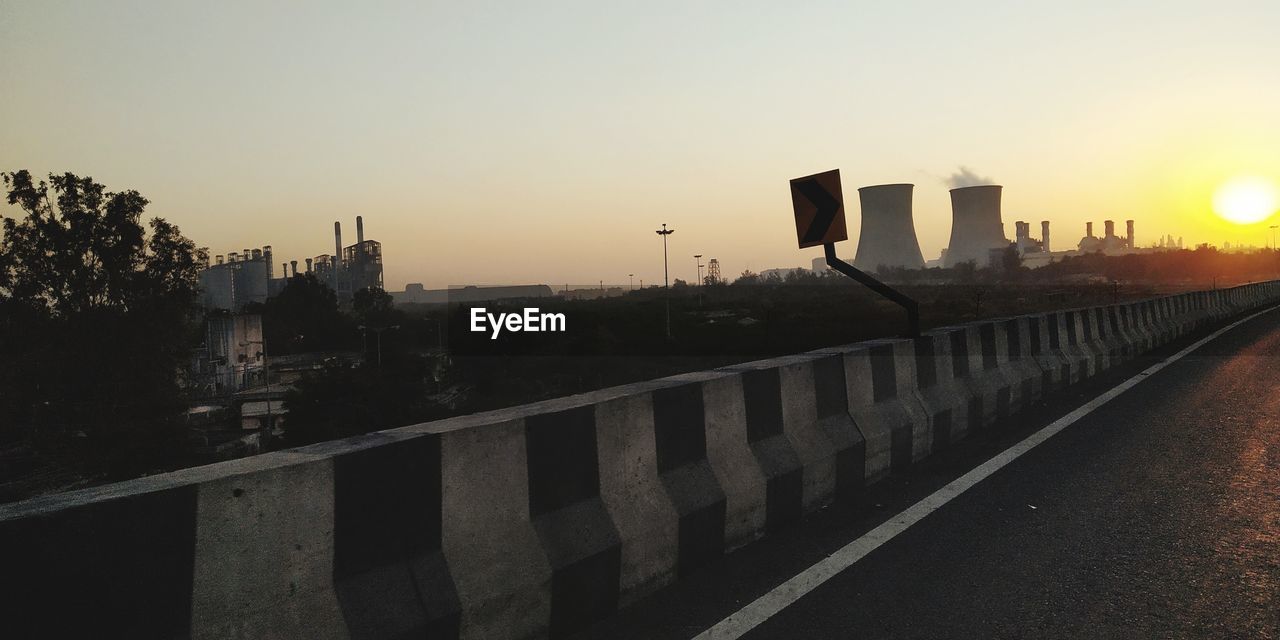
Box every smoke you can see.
[945,166,994,189]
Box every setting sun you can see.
[1213,176,1279,225]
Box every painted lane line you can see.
[693,306,1279,640]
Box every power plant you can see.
[198,216,384,310]
[943,185,1009,267]
[852,184,925,271]
[1078,219,1136,253]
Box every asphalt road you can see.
[577,307,1280,639]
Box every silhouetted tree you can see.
[352,286,394,323]
[0,170,206,476]
[261,273,354,354]
[281,354,445,446]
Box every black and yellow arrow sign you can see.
[789,169,847,249]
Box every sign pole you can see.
[790,168,921,339]
[822,243,920,338]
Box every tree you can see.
[1,170,206,476]
[282,354,447,446]
[260,273,354,354]
[352,286,395,324]
[732,270,759,286]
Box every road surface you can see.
[576,306,1280,639]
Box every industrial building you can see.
[309,216,383,301]
[199,247,274,311]
[1077,219,1135,253]
[189,312,265,396]
[202,215,385,308]
[853,183,925,271]
[943,185,1010,267]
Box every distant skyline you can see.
[3,1,1279,290]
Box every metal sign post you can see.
[790,169,921,338]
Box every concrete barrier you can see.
[4,281,1280,640]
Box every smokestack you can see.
[306,258,313,273]
[263,246,273,279]
[334,222,343,265]
[216,255,224,265]
[290,260,298,277]
[1104,220,1115,239]
[852,184,925,270]
[944,185,1008,267]
[282,262,288,278]
[251,248,262,260]
[1015,221,1028,241]
[357,215,364,245]
[1041,221,1050,253]
[1126,220,1135,248]
[1086,222,1094,238]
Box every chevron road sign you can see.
[789,169,847,249]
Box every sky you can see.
[3,0,1280,290]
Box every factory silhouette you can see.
[836,181,1174,275]
[199,216,384,311]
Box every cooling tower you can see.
[853,184,925,270]
[944,185,1009,267]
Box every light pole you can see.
[694,254,703,286]
[656,224,674,287]
[656,223,675,338]
[629,274,634,290]
[239,339,271,444]
[358,324,401,368]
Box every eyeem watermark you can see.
[470,308,566,339]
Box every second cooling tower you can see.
[853,183,925,271]
[944,185,1009,267]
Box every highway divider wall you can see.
[3,281,1279,640]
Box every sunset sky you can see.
[3,1,1279,290]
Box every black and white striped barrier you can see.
[3,281,1279,639]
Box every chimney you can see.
[1126,220,1135,248]
[944,185,1008,267]
[1041,221,1050,253]
[334,222,343,265]
[1104,220,1115,239]
[282,262,288,278]
[1086,222,1094,238]
[305,258,313,273]
[263,246,273,279]
[216,254,224,265]
[290,260,298,277]
[356,215,364,245]
[1015,221,1028,241]
[251,248,262,260]
[852,184,925,270]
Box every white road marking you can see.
[693,305,1279,640]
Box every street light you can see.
[629,273,634,291]
[656,223,675,338]
[656,224,674,287]
[358,324,401,368]
[694,254,703,286]
[239,339,272,444]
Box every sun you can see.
[1213,176,1278,225]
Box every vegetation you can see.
[0,170,206,483]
